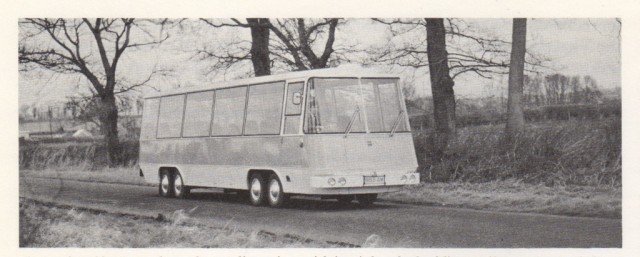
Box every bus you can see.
[138,67,420,207]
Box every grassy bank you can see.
[19,198,330,247]
[380,180,621,219]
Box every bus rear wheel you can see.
[249,173,267,206]
[355,194,378,206]
[267,174,288,208]
[159,172,173,197]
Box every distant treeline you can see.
[409,102,620,129]
[405,73,620,130]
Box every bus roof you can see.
[144,67,398,99]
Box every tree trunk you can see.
[425,18,456,156]
[100,93,119,167]
[247,18,271,76]
[505,18,527,140]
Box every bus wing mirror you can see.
[293,92,302,105]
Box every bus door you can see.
[283,81,305,135]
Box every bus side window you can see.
[157,95,186,138]
[182,91,214,137]
[245,82,285,135]
[284,82,304,134]
[211,87,247,136]
[140,98,160,140]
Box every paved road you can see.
[19,176,621,248]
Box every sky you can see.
[18,18,621,107]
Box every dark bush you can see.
[19,140,139,170]
[412,118,621,187]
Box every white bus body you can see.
[139,68,419,206]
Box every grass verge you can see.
[19,198,333,248]
[381,180,621,219]
[20,167,149,186]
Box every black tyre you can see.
[355,193,378,206]
[248,173,267,206]
[267,174,288,208]
[173,172,190,199]
[159,172,174,197]
[336,195,355,204]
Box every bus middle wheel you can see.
[267,174,288,208]
[173,172,190,199]
[159,172,173,198]
[249,173,267,206]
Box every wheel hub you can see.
[269,181,280,201]
[161,175,169,193]
[174,175,182,194]
[250,179,262,200]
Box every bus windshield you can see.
[305,77,408,134]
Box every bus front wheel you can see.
[355,194,378,206]
[267,174,288,208]
[249,173,267,206]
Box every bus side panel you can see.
[139,136,307,189]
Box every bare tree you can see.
[523,74,544,107]
[569,76,582,104]
[371,19,545,79]
[19,18,168,166]
[199,18,271,76]
[425,18,456,155]
[198,18,344,76]
[505,18,527,140]
[582,75,602,104]
[266,18,341,70]
[247,18,271,76]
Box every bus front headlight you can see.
[338,177,346,185]
[409,174,416,182]
[401,175,407,182]
[328,178,336,186]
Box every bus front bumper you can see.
[310,172,420,188]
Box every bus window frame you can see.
[209,85,248,137]
[361,77,410,134]
[142,76,409,139]
[243,81,286,136]
[156,94,187,139]
[139,97,161,141]
[302,76,404,135]
[180,90,215,138]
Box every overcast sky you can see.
[19,18,621,106]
